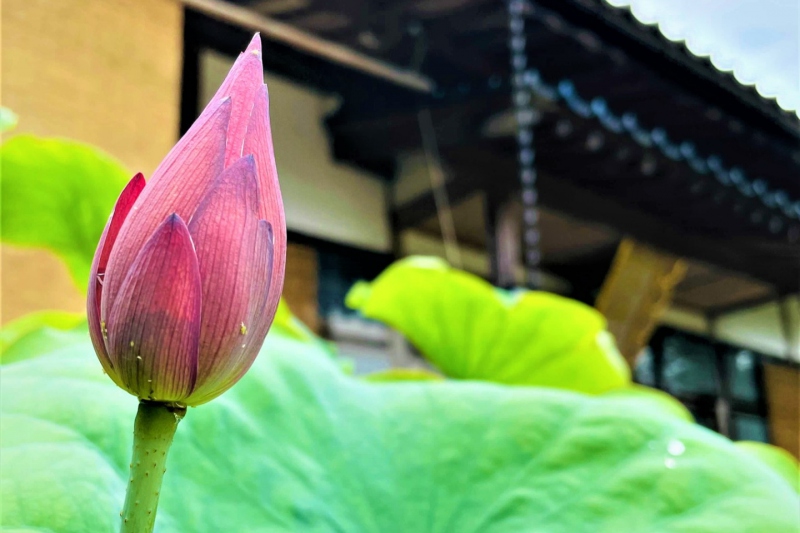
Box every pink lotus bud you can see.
[87,35,286,406]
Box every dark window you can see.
[638,327,770,442]
[318,247,390,317]
[286,231,393,319]
[728,349,759,403]
[633,346,656,387]
[662,335,719,397]
[732,413,769,442]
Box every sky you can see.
[603,0,800,118]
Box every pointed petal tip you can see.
[162,212,191,236]
[245,33,262,55]
[205,94,233,117]
[189,94,233,135]
[123,172,146,199]
[221,154,258,181]
[95,170,147,275]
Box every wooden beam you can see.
[707,292,781,319]
[595,238,687,365]
[328,92,507,162]
[181,0,434,93]
[333,95,793,234]
[536,168,799,292]
[393,143,799,290]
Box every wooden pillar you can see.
[1,0,183,323]
[283,244,320,333]
[595,238,687,365]
[764,363,800,459]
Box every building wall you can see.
[662,296,800,362]
[394,151,451,205]
[2,0,182,174]
[1,0,183,323]
[717,297,800,361]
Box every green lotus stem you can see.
[120,401,185,533]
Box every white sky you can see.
[604,0,800,117]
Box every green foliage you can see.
[273,297,343,366]
[0,310,87,364]
[1,325,797,532]
[346,256,630,394]
[0,135,130,289]
[737,441,800,492]
[602,385,695,423]
[364,367,444,382]
[273,298,317,342]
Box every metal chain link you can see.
[508,0,541,288]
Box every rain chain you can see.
[508,0,541,288]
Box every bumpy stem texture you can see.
[120,401,185,533]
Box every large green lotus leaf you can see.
[346,256,630,394]
[363,367,445,382]
[0,310,87,364]
[736,441,800,493]
[273,298,316,342]
[602,385,695,423]
[0,135,130,289]
[1,327,797,532]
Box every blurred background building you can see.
[2,0,798,457]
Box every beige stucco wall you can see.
[2,0,183,172]
[662,296,800,362]
[1,0,184,324]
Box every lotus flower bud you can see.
[87,35,286,407]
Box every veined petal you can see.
[185,219,274,406]
[243,84,287,320]
[243,219,277,358]
[87,173,145,384]
[103,98,231,316]
[221,54,264,167]
[107,214,202,402]
[208,34,264,167]
[210,34,262,102]
[186,156,260,394]
[249,222,276,331]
